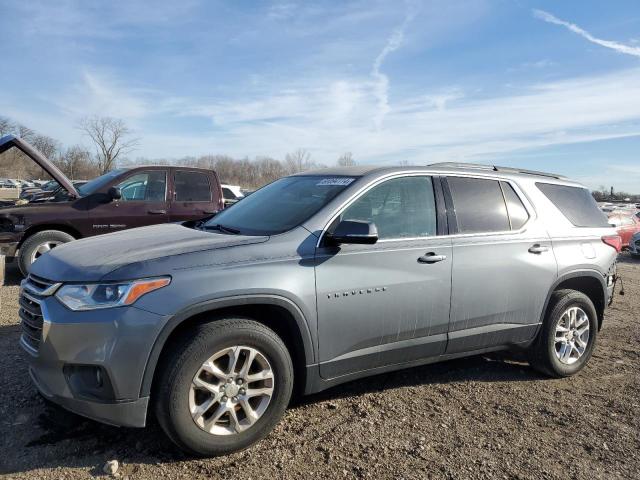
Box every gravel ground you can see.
[1,255,639,479]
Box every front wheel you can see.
[529,289,598,377]
[18,230,75,276]
[155,318,293,456]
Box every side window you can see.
[500,181,529,230]
[175,171,211,202]
[338,176,437,239]
[116,171,166,202]
[447,177,509,233]
[222,187,236,200]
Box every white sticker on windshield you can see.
[316,178,355,186]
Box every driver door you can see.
[315,175,452,379]
[87,170,168,235]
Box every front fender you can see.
[139,293,315,397]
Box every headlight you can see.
[55,277,171,311]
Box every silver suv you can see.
[19,163,620,456]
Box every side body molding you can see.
[139,294,315,397]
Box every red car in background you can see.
[608,212,640,248]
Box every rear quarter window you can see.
[536,183,609,227]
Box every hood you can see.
[0,135,79,198]
[30,223,269,281]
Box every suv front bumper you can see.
[20,288,170,428]
[29,367,150,427]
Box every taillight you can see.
[602,235,622,252]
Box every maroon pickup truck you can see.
[0,135,224,275]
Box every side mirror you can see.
[108,186,122,201]
[326,220,378,245]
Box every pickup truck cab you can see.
[0,135,224,274]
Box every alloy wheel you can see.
[554,306,590,365]
[189,346,274,435]
[30,240,63,264]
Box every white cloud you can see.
[9,67,640,179]
[371,7,417,130]
[533,9,640,58]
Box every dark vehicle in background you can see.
[19,180,60,199]
[607,212,640,249]
[20,180,88,203]
[0,135,224,274]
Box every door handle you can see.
[148,209,167,214]
[418,253,447,263]
[202,210,217,214]
[528,244,549,254]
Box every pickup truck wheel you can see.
[18,230,75,276]
[155,318,293,456]
[529,289,598,378]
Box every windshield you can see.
[205,175,358,235]
[77,169,126,196]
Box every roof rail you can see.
[428,162,566,179]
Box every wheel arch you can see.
[19,224,82,247]
[541,271,607,330]
[141,295,315,399]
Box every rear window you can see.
[175,171,211,202]
[536,183,608,227]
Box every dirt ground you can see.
[0,188,19,200]
[1,255,638,480]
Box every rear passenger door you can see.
[444,176,557,354]
[169,169,218,222]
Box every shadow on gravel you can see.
[299,350,543,408]
[2,260,22,286]
[617,251,639,265]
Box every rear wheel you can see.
[18,230,75,276]
[529,289,598,377]
[155,318,293,456]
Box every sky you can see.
[1,0,640,192]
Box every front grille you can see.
[19,293,43,352]
[19,275,60,354]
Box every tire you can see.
[529,289,598,378]
[155,318,294,456]
[18,230,75,276]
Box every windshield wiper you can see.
[203,223,241,235]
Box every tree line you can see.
[0,115,356,188]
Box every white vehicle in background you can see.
[3,179,21,188]
[221,183,245,207]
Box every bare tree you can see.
[337,152,355,167]
[285,148,312,173]
[0,117,13,137]
[56,145,95,180]
[16,124,35,142]
[78,116,138,173]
